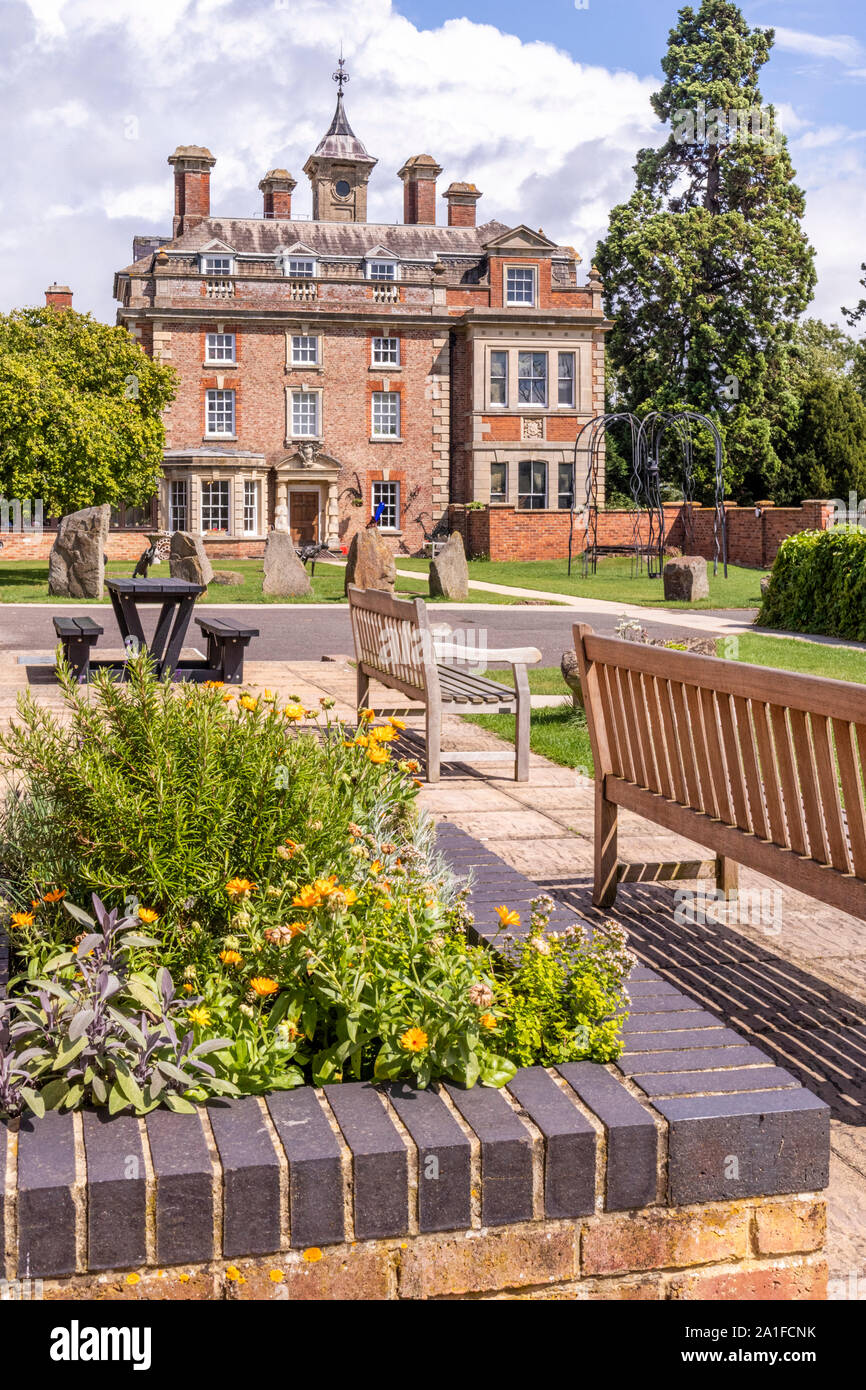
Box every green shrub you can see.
[759,527,866,640]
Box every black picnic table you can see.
[106,576,205,679]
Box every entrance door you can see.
[290,491,320,545]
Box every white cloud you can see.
[773,27,865,69]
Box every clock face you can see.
[334,179,351,198]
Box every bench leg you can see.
[715,855,739,896]
[221,637,249,684]
[357,666,370,714]
[514,668,531,782]
[61,637,93,683]
[594,789,619,908]
[425,703,441,783]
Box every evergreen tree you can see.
[595,0,815,502]
[775,375,866,506]
[0,306,176,517]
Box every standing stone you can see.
[169,531,214,587]
[344,527,396,594]
[560,650,584,710]
[262,530,312,597]
[663,556,709,602]
[428,531,469,601]
[48,504,111,598]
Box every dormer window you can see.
[286,257,316,278]
[367,260,398,281]
[506,265,536,305]
[202,255,233,276]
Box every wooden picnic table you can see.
[105,576,204,679]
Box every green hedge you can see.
[759,528,866,640]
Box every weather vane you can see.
[332,47,349,95]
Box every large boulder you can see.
[344,526,396,594]
[663,555,709,602]
[211,569,245,586]
[169,531,214,588]
[48,504,110,598]
[428,531,469,601]
[262,530,312,597]
[560,650,584,710]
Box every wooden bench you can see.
[53,616,104,682]
[195,616,260,684]
[574,623,866,919]
[348,585,541,781]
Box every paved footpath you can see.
[1,648,864,1293]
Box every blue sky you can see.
[3,0,865,326]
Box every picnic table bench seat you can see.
[53,615,104,682]
[195,616,260,684]
[348,585,540,781]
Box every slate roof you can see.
[309,94,376,164]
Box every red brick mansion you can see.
[111,68,610,558]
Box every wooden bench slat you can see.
[732,695,767,841]
[769,704,808,857]
[751,700,788,847]
[700,686,734,825]
[656,678,687,804]
[645,675,674,802]
[608,666,636,784]
[716,692,751,832]
[597,663,624,780]
[685,682,718,820]
[789,708,829,864]
[669,679,701,810]
[811,714,849,873]
[620,668,648,788]
[837,721,866,877]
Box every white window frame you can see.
[558,351,576,407]
[506,265,536,306]
[201,254,234,276]
[243,479,259,534]
[366,258,399,281]
[517,459,548,510]
[371,480,400,531]
[291,334,320,366]
[517,352,548,406]
[205,388,235,437]
[371,336,400,367]
[289,389,321,438]
[489,349,508,407]
[284,257,316,278]
[372,391,400,438]
[490,461,508,504]
[205,332,236,364]
[169,479,188,531]
[200,479,230,534]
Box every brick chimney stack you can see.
[167,145,216,237]
[45,283,73,310]
[398,154,443,225]
[259,169,297,218]
[443,182,482,227]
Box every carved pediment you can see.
[482,224,559,254]
[277,442,341,474]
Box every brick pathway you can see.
[3,648,865,1294]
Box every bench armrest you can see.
[434,643,542,666]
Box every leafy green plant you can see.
[759,527,866,641]
[1,894,237,1116]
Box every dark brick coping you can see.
[0,824,829,1280]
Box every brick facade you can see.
[112,77,610,558]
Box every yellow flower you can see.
[479,1013,498,1030]
[412,778,423,788]
[302,1247,323,1263]
[220,949,243,967]
[269,1269,285,1282]
[250,976,279,997]
[42,888,66,903]
[222,692,235,702]
[367,745,389,764]
[225,878,257,898]
[369,860,383,877]
[225,1265,245,1283]
[359,708,375,721]
[239,695,258,712]
[182,982,195,994]
[125,1272,140,1286]
[352,733,369,748]
[31,900,41,910]
[10,912,35,929]
[312,875,339,897]
[388,717,407,730]
[399,1026,429,1053]
[402,759,420,773]
[137,907,159,924]
[293,885,322,909]
[370,724,396,742]
[178,1273,191,1283]
[284,702,305,722]
[263,688,276,701]
[188,1006,211,1027]
[203,680,224,689]
[495,905,521,927]
[340,887,359,906]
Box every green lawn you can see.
[0,558,532,605]
[722,632,866,683]
[398,554,766,609]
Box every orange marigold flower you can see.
[293,885,322,909]
[367,745,389,764]
[284,702,305,722]
[400,1026,429,1053]
[137,907,159,924]
[225,878,257,898]
[219,949,243,967]
[412,778,423,788]
[369,725,396,742]
[495,905,521,927]
[42,889,66,903]
[222,692,235,702]
[263,688,276,701]
[31,900,41,910]
[239,695,258,712]
[312,875,339,897]
[182,982,195,994]
[370,860,383,876]
[249,976,279,997]
[388,717,407,730]
[339,887,359,906]
[479,1013,498,1030]
[10,912,35,929]
[359,707,375,721]
[204,680,224,689]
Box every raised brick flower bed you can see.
[0,826,829,1300]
